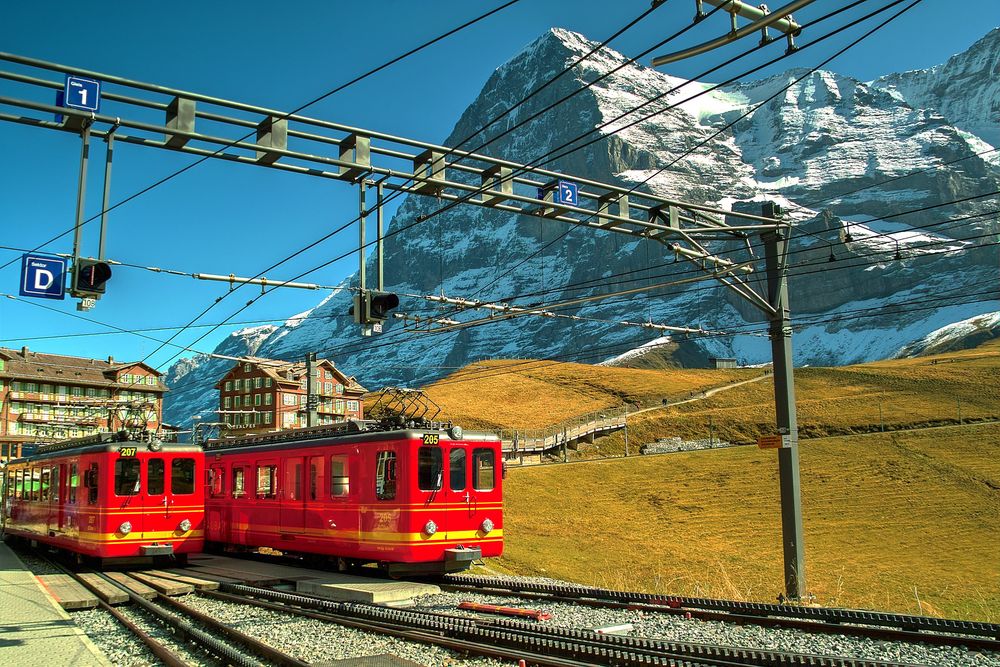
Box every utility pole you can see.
[762,202,807,601]
[708,414,715,447]
[305,352,318,428]
[623,403,629,457]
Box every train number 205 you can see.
[422,434,440,445]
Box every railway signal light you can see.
[71,258,112,298]
[366,290,399,323]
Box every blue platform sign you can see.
[554,180,578,206]
[64,75,101,112]
[20,254,67,300]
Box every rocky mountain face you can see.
[163,27,1000,428]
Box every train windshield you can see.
[418,447,443,491]
[449,448,466,491]
[114,459,141,496]
[473,448,495,491]
[172,459,196,495]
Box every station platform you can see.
[0,541,111,667]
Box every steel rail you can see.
[209,583,918,667]
[94,597,192,667]
[441,577,1000,651]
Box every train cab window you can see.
[418,447,443,491]
[86,464,99,504]
[172,459,196,495]
[68,463,78,504]
[330,456,349,498]
[472,448,495,491]
[232,467,246,497]
[449,448,467,491]
[375,451,396,500]
[148,459,165,495]
[114,459,141,496]
[40,467,51,501]
[256,465,277,499]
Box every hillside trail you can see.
[627,372,772,418]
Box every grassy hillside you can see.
[423,340,1000,621]
[500,423,1000,621]
[422,359,757,430]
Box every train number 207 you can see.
[118,446,138,457]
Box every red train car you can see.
[204,420,503,575]
[2,432,204,564]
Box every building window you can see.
[234,379,242,391]
[265,377,272,387]
[225,381,232,391]
[254,377,262,389]
[86,387,96,397]
[348,400,359,412]
[283,394,296,406]
[375,451,396,500]
[254,394,261,406]
[336,383,344,394]
[264,412,272,424]
[244,363,251,372]
[224,396,231,408]
[244,394,250,406]
[234,396,241,408]
[265,394,272,405]
[324,381,332,394]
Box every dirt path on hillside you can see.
[629,373,772,417]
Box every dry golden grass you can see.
[422,359,758,430]
[499,423,1000,621]
[423,339,1000,620]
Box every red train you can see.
[203,420,504,575]
[1,419,504,575]
[1,432,204,564]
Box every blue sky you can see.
[2,0,997,372]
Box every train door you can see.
[416,441,447,535]
[445,444,468,541]
[207,463,226,542]
[56,463,68,532]
[279,456,306,534]
[468,445,502,550]
[145,456,167,538]
[114,455,143,536]
[169,456,198,532]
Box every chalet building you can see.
[0,346,167,461]
[216,357,366,435]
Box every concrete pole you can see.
[762,202,807,601]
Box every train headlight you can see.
[118,521,132,536]
[480,518,494,534]
[178,519,192,532]
[423,520,438,536]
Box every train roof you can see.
[7,432,201,464]
[204,418,499,455]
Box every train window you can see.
[14,470,23,500]
[309,456,324,501]
[418,447,443,491]
[115,459,141,496]
[330,456,349,497]
[50,466,59,503]
[40,467,51,501]
[87,464,99,504]
[209,467,225,497]
[172,459,196,495]
[257,465,277,498]
[449,448,467,491]
[5,470,12,498]
[68,463,78,505]
[232,467,246,497]
[148,459,165,495]
[285,462,302,501]
[472,449,495,491]
[375,451,396,500]
[30,468,40,501]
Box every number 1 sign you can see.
[64,75,101,112]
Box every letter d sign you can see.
[20,254,66,300]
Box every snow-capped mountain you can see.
[163,27,1000,428]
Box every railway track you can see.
[441,576,1000,653]
[207,581,930,667]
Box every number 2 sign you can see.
[64,75,101,112]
